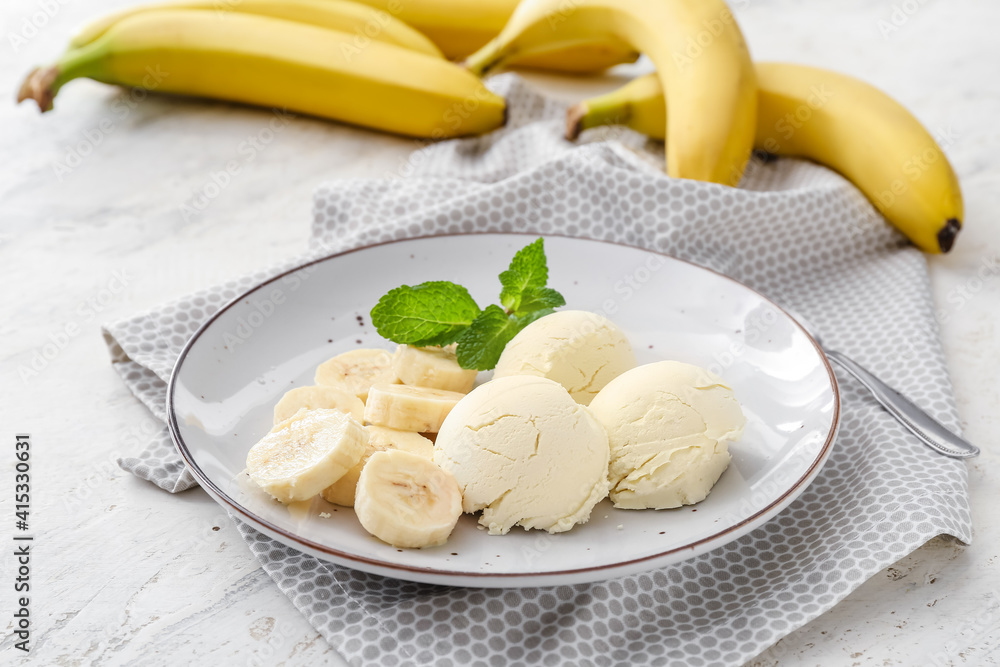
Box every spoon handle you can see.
[825,349,979,459]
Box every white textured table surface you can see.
[2,0,998,665]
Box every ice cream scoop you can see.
[588,361,745,510]
[434,375,610,535]
[493,310,635,405]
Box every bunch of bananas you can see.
[15,0,635,138]
[463,0,962,253]
[562,65,963,253]
[18,0,515,139]
[18,0,963,252]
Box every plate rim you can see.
[167,231,841,582]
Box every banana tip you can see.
[17,66,57,112]
[463,43,504,78]
[937,218,962,253]
[564,103,587,141]
[461,56,486,77]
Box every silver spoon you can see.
[790,311,979,459]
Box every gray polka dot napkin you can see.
[105,74,972,666]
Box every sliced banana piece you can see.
[364,383,464,433]
[355,449,462,548]
[246,408,367,503]
[366,425,436,458]
[315,348,397,401]
[273,385,365,424]
[321,426,434,507]
[392,344,478,393]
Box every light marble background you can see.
[1,0,998,665]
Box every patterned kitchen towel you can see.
[104,74,973,666]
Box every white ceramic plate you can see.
[169,233,839,588]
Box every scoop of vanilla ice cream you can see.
[433,375,610,535]
[493,310,635,405]
[588,361,745,510]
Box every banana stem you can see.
[16,67,57,111]
[463,39,503,76]
[565,97,632,141]
[17,41,105,112]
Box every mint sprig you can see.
[370,238,565,370]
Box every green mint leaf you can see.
[516,307,555,329]
[410,329,464,348]
[509,238,548,288]
[455,305,525,371]
[499,238,548,312]
[513,286,565,315]
[498,269,522,312]
[372,238,563,368]
[371,281,480,345]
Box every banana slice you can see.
[314,349,397,401]
[392,344,478,393]
[364,383,464,433]
[365,426,436,458]
[354,449,462,548]
[246,408,367,503]
[321,426,433,507]
[273,385,365,424]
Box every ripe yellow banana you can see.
[566,64,964,253]
[350,0,639,71]
[68,0,443,57]
[465,0,757,185]
[17,10,506,139]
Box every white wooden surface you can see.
[1,0,998,664]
